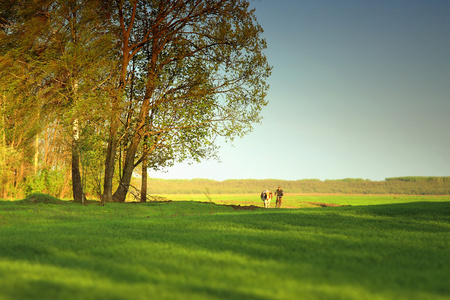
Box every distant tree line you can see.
[385,176,450,183]
[132,177,450,195]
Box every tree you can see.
[0,0,117,202]
[102,0,271,203]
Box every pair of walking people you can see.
[274,186,284,208]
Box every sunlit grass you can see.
[157,193,450,207]
[0,195,449,299]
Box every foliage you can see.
[78,122,109,199]
[0,88,38,199]
[23,169,66,197]
[0,0,117,201]
[0,198,449,299]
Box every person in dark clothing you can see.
[275,186,284,208]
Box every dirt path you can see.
[205,202,347,210]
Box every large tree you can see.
[103,0,271,203]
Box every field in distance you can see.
[154,194,450,208]
[134,176,450,195]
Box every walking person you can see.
[275,186,284,208]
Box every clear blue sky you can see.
[149,0,450,181]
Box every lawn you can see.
[0,194,449,300]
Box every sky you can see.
[149,0,450,182]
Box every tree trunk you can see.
[34,135,39,174]
[72,118,84,204]
[112,134,140,202]
[102,47,130,204]
[141,166,147,203]
[101,120,119,205]
[59,169,71,199]
[140,136,148,203]
[112,86,154,203]
[0,102,5,198]
[112,74,155,202]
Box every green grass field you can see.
[159,193,450,207]
[1,194,449,300]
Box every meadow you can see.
[131,177,450,195]
[0,193,449,300]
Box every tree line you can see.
[131,177,450,195]
[385,176,450,183]
[0,0,271,202]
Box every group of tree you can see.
[0,0,271,203]
[130,177,450,195]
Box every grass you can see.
[0,194,449,299]
[157,193,450,207]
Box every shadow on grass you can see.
[0,201,449,300]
